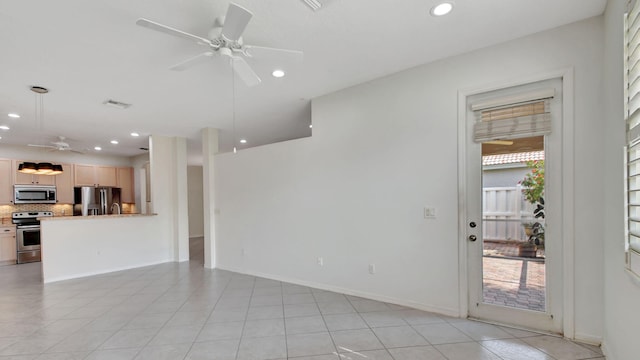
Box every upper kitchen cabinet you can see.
[12,160,55,185]
[74,165,117,187]
[117,167,134,203]
[55,163,74,204]
[0,159,13,204]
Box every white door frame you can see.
[457,67,575,337]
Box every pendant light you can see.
[18,86,64,176]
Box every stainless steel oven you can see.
[12,211,53,264]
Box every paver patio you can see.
[482,241,546,312]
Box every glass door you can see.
[465,79,563,333]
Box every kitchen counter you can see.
[40,212,169,283]
[39,213,157,221]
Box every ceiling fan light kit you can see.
[302,0,331,11]
[28,136,82,154]
[136,2,303,87]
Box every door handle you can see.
[468,235,477,242]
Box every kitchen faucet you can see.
[110,202,121,215]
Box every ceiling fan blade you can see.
[243,45,304,62]
[70,149,84,154]
[136,18,214,47]
[221,3,253,41]
[169,52,215,71]
[27,144,56,149]
[231,56,261,87]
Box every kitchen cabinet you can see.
[74,165,117,187]
[12,160,55,185]
[0,159,12,204]
[117,167,134,203]
[55,163,74,204]
[0,225,16,266]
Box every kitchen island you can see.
[39,213,174,283]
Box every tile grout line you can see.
[178,266,233,360]
[37,265,161,358]
[234,275,256,360]
[312,291,341,358]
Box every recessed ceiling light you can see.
[309,124,313,128]
[94,146,102,151]
[130,132,140,137]
[8,113,20,119]
[110,140,119,145]
[272,69,285,78]
[431,2,453,16]
[240,139,247,144]
[0,125,9,130]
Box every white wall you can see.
[41,216,170,283]
[602,1,640,359]
[215,17,605,340]
[188,165,204,237]
[483,167,528,188]
[131,153,150,211]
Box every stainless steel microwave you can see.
[14,185,57,204]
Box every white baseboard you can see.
[600,341,612,360]
[215,265,460,318]
[43,259,172,283]
[574,332,602,346]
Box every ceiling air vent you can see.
[103,99,131,109]
[301,0,333,11]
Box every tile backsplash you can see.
[0,203,137,221]
[0,204,74,219]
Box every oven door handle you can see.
[17,225,40,230]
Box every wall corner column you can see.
[202,128,219,269]
[149,135,189,262]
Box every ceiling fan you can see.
[28,136,83,154]
[136,2,303,87]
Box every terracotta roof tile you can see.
[482,150,544,166]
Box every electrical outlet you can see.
[317,257,324,266]
[369,263,376,274]
[424,207,436,219]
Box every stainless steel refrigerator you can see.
[73,187,121,216]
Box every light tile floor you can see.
[0,241,605,359]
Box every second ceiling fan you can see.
[136,2,303,87]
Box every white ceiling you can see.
[0,0,606,164]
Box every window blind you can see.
[626,0,640,257]
[472,98,552,143]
